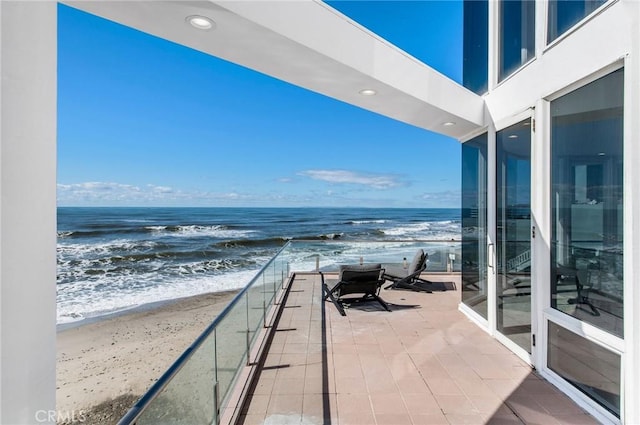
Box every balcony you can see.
[119,241,598,425]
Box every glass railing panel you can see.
[135,334,216,425]
[246,271,267,348]
[282,240,461,273]
[214,292,249,413]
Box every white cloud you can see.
[299,169,402,189]
[420,190,460,207]
[57,181,262,206]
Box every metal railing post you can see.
[213,381,219,425]
[245,292,251,366]
[245,328,251,366]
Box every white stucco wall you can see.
[0,2,57,424]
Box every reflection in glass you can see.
[547,0,606,43]
[550,69,624,337]
[497,120,531,352]
[548,322,620,417]
[499,0,535,81]
[462,133,488,319]
[463,0,488,94]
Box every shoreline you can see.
[57,290,239,424]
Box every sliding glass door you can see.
[462,134,488,319]
[496,119,531,352]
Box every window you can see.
[496,120,531,351]
[463,0,488,94]
[550,69,624,337]
[499,0,535,81]
[547,0,607,43]
[462,133,488,318]
[548,322,620,417]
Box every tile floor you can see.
[237,273,600,425]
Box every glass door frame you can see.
[535,65,626,425]
[492,109,536,364]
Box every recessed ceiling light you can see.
[359,89,377,96]
[508,134,518,139]
[186,15,215,30]
[598,152,606,156]
[442,121,456,127]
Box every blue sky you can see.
[57,1,463,208]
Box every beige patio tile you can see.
[484,415,524,425]
[251,376,275,396]
[445,412,493,425]
[434,394,480,415]
[303,374,325,395]
[468,393,505,414]
[243,394,270,415]
[409,412,450,425]
[335,375,368,394]
[355,343,382,356]
[426,377,465,396]
[375,413,413,424]
[336,393,374,424]
[483,379,523,400]
[275,364,305,380]
[363,370,398,394]
[302,393,326,418]
[278,353,307,368]
[281,342,308,354]
[266,394,303,415]
[395,375,431,394]
[239,274,598,425]
[237,413,265,425]
[552,413,602,425]
[454,375,494,397]
[271,376,305,395]
[402,393,442,415]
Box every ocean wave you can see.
[56,268,260,324]
[57,239,162,260]
[58,224,256,240]
[318,233,343,240]
[349,219,386,225]
[214,236,291,249]
[57,255,258,284]
[383,220,460,239]
[146,224,255,239]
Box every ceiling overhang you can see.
[64,0,485,139]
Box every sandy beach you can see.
[56,290,239,425]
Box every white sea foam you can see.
[56,268,261,324]
[383,220,460,239]
[350,220,386,225]
[146,224,256,239]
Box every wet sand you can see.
[56,290,238,424]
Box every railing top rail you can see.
[287,238,461,243]
[117,240,293,425]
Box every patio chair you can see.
[383,249,433,292]
[320,264,389,316]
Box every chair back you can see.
[409,250,428,274]
[337,264,384,296]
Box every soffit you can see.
[64,0,485,139]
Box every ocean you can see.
[57,207,460,324]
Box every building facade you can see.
[460,1,640,423]
[1,1,639,423]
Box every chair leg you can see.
[323,283,346,316]
[373,295,391,312]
